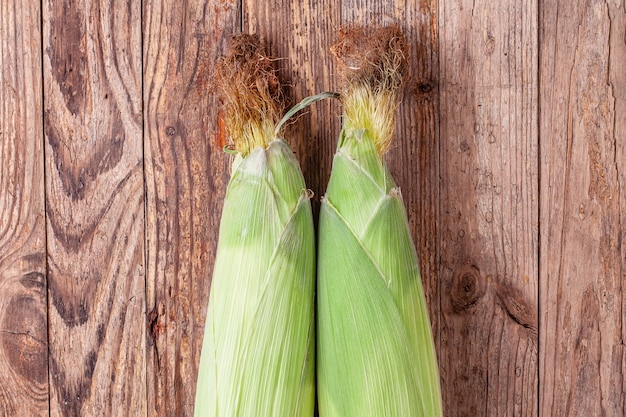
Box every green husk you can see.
[317,26,443,417]
[194,34,315,417]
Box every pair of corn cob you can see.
[195,27,442,417]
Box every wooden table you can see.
[1,0,624,415]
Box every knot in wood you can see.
[417,82,434,93]
[450,264,486,312]
[2,294,48,384]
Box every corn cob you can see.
[194,34,315,417]
[317,26,443,417]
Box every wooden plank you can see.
[340,0,442,396]
[539,0,626,415]
[337,1,445,414]
[244,0,342,203]
[0,1,48,415]
[42,0,146,415]
[142,0,237,415]
[439,0,539,415]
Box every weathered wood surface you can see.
[539,0,625,415]
[1,0,625,416]
[43,0,146,415]
[143,0,234,415]
[0,1,48,416]
[439,0,540,415]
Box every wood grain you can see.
[539,0,626,415]
[143,0,236,415]
[0,1,48,415]
[42,0,146,415]
[439,0,539,415]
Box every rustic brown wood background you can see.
[1,0,624,416]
